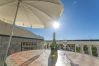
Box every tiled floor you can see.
[6,50,43,66]
[6,50,99,66]
[6,50,50,66]
[55,50,71,66]
[65,51,99,66]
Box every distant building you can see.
[0,21,43,66]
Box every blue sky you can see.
[27,0,99,40]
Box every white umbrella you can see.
[0,0,63,28]
[0,0,64,64]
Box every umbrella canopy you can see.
[0,0,64,64]
[0,0,64,28]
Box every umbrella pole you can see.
[4,0,21,65]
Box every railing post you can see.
[80,44,84,54]
[96,45,99,58]
[75,44,76,52]
[88,45,92,56]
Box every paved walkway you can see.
[19,55,40,66]
[6,50,99,66]
[55,50,71,66]
[6,50,50,66]
[56,50,99,66]
[65,51,99,66]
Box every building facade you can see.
[0,21,43,66]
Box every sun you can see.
[53,21,60,29]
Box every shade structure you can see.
[0,21,43,39]
[0,0,64,28]
[0,0,64,65]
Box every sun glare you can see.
[53,21,60,29]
